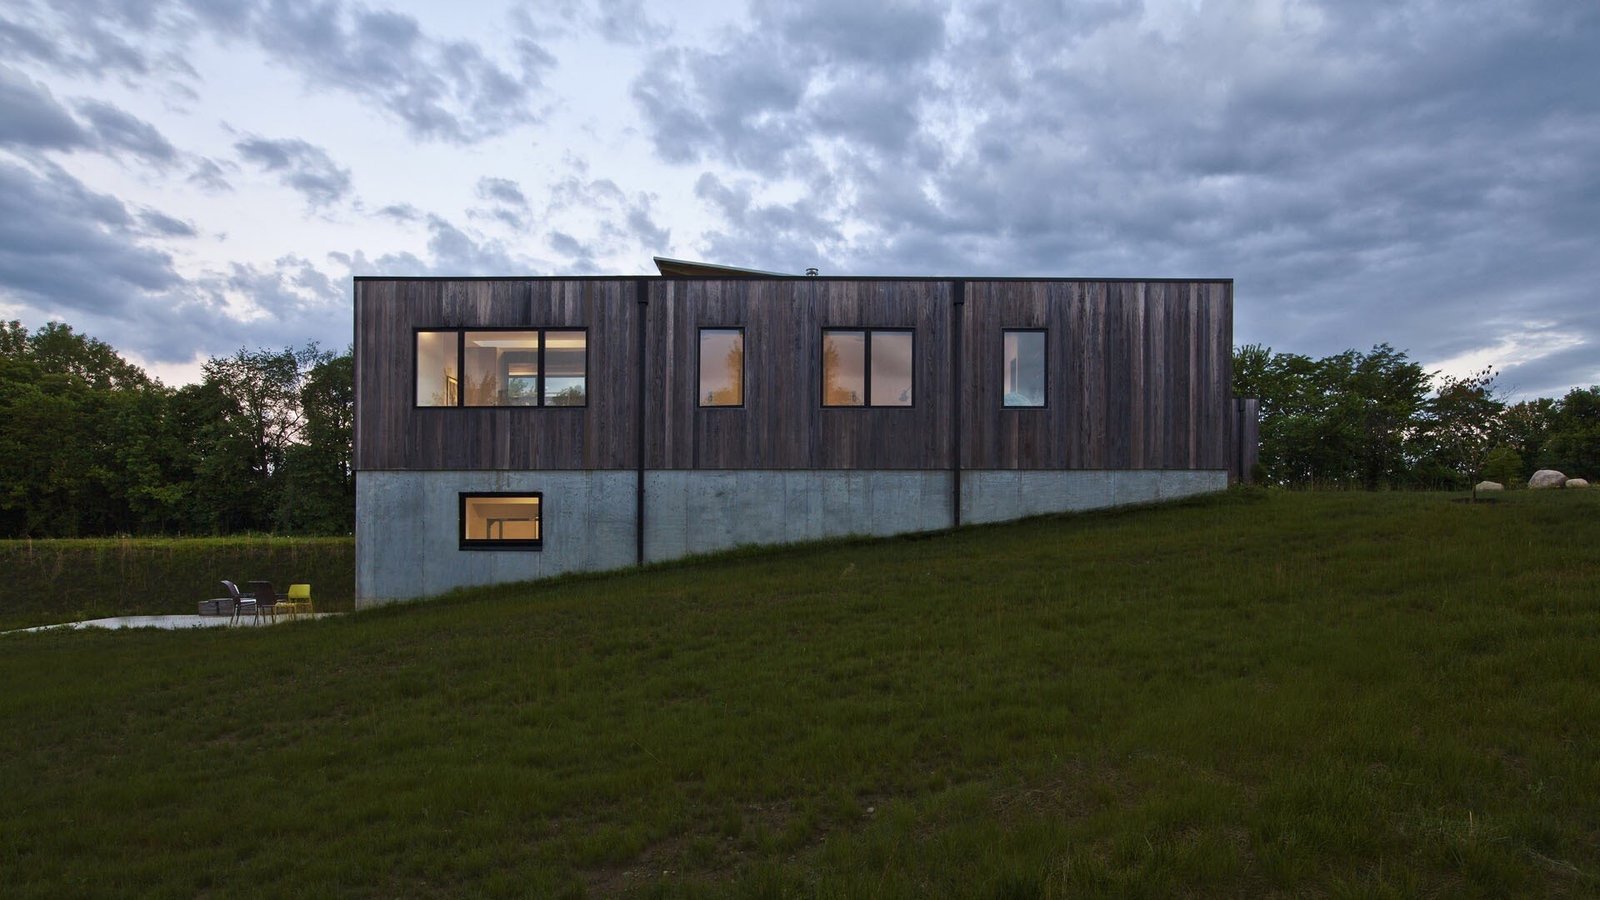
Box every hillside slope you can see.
[2,490,1598,897]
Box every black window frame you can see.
[696,326,746,409]
[820,327,916,408]
[459,491,545,551]
[413,327,589,409]
[413,328,461,408]
[1001,327,1049,409]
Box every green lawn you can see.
[0,535,354,631]
[2,489,1598,897]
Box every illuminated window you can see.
[823,328,913,407]
[416,330,459,407]
[1003,329,1046,408]
[699,328,744,407]
[460,493,543,550]
[417,330,586,407]
[464,331,541,406]
[543,330,587,406]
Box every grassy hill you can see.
[2,489,1598,897]
[0,536,354,632]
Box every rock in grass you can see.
[1529,469,1568,489]
[1475,481,1504,492]
[1567,478,1590,489]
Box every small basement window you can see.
[1003,329,1046,407]
[460,493,543,550]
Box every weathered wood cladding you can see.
[959,281,1233,470]
[355,277,1232,472]
[355,279,637,471]
[646,279,953,470]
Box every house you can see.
[353,260,1257,606]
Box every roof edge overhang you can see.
[652,256,791,277]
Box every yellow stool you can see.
[280,583,314,619]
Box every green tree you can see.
[193,344,335,532]
[1481,446,1524,487]
[1234,343,1431,488]
[1541,387,1600,479]
[1415,367,1504,489]
[277,351,354,533]
[1501,398,1556,473]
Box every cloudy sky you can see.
[1,0,1595,396]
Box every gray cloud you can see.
[235,136,352,208]
[0,159,177,319]
[137,209,196,238]
[0,157,351,364]
[0,65,89,150]
[633,0,1600,397]
[471,176,531,230]
[477,176,529,209]
[187,157,233,193]
[7,0,554,144]
[508,0,666,46]
[75,99,176,162]
[0,66,180,165]
[374,203,421,223]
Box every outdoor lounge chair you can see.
[246,580,285,623]
[278,583,313,620]
[221,580,257,625]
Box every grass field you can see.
[0,536,354,631]
[2,489,1598,897]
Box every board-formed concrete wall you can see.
[355,469,1228,606]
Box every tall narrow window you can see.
[416,330,459,407]
[464,331,541,406]
[871,331,914,407]
[822,330,866,406]
[1003,329,1046,408]
[460,493,543,549]
[699,328,745,407]
[823,328,914,407]
[543,330,587,406]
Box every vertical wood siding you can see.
[355,279,636,471]
[958,280,1232,470]
[356,277,1232,472]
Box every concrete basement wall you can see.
[355,469,1228,607]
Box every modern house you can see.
[353,260,1257,606]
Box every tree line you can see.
[1235,343,1600,489]
[3,320,1598,537]
[0,321,351,537]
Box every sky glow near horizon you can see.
[0,0,1595,399]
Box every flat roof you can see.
[353,275,1233,284]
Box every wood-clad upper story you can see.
[354,276,1233,472]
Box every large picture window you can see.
[822,329,913,407]
[1003,329,1046,408]
[460,493,543,550]
[417,329,587,407]
[699,328,745,407]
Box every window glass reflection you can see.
[699,329,744,406]
[1003,330,1046,407]
[416,331,458,406]
[823,331,866,406]
[464,331,540,407]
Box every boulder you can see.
[1529,469,1568,489]
[1474,481,1504,492]
[1566,478,1591,489]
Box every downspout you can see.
[635,278,648,565]
[951,281,965,528]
